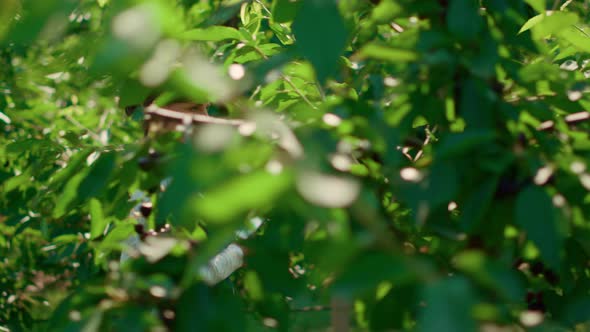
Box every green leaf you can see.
[180,26,242,41]
[81,310,103,332]
[425,162,458,207]
[560,298,590,325]
[118,79,152,108]
[98,223,135,252]
[271,0,302,23]
[292,0,348,82]
[559,27,590,54]
[193,171,293,224]
[358,43,418,62]
[50,149,94,190]
[418,277,477,332]
[436,131,495,159]
[446,0,482,41]
[515,186,562,269]
[53,172,87,218]
[453,251,524,302]
[3,0,77,45]
[52,234,80,245]
[532,12,579,38]
[519,14,544,34]
[0,0,19,40]
[371,0,403,24]
[459,177,499,231]
[2,172,30,192]
[243,271,264,301]
[89,198,106,240]
[175,283,245,331]
[369,283,418,331]
[518,62,560,82]
[78,153,116,201]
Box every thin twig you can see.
[254,0,273,16]
[291,305,331,312]
[249,85,262,100]
[145,105,247,126]
[561,0,574,10]
[573,25,590,38]
[245,305,331,314]
[537,111,590,131]
[281,74,318,110]
[413,125,437,162]
[390,22,405,33]
[98,108,109,130]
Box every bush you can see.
[1,0,590,331]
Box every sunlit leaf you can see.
[358,43,418,62]
[180,26,243,41]
[53,172,88,218]
[194,171,293,224]
[371,0,403,24]
[519,14,544,34]
[531,12,579,38]
[89,198,106,240]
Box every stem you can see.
[330,296,351,332]
[560,0,573,10]
[573,25,590,38]
[282,74,319,109]
[538,111,590,131]
[145,105,247,126]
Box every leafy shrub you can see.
[2,0,590,331]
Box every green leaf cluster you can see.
[2,0,590,331]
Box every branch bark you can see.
[537,111,590,131]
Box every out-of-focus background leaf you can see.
[2,0,590,331]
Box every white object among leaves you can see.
[121,182,257,285]
[296,171,360,208]
[198,244,244,286]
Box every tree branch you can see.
[537,111,590,131]
[145,104,247,127]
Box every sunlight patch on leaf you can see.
[139,237,178,263]
[180,26,242,41]
[140,39,181,87]
[112,4,161,50]
[194,171,293,223]
[89,198,107,240]
[358,43,418,63]
[296,171,360,208]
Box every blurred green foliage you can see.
[2,0,590,331]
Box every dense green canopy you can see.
[2,0,590,331]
